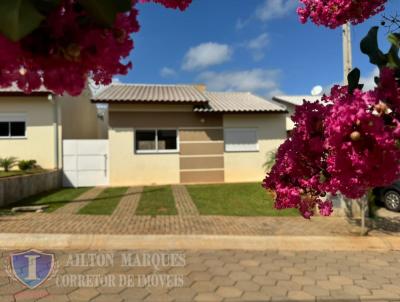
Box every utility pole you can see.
[342,22,353,85]
[343,23,368,235]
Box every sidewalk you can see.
[0,213,360,236]
[2,249,400,302]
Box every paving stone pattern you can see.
[172,185,199,216]
[112,187,143,218]
[54,188,104,214]
[0,250,400,301]
[0,212,360,236]
[3,186,398,236]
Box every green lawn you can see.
[136,186,177,216]
[0,187,91,214]
[187,183,298,216]
[0,169,46,179]
[79,187,128,215]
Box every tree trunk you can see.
[360,194,368,236]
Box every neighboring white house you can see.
[0,85,104,170]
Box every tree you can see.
[0,0,192,96]
[264,0,400,219]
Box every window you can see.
[224,128,258,152]
[0,115,26,138]
[135,129,178,153]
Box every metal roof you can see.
[273,95,319,106]
[194,92,287,113]
[92,84,208,103]
[0,84,50,94]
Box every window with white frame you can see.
[224,128,258,152]
[0,114,26,138]
[135,129,178,153]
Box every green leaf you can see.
[78,0,131,26]
[388,33,400,48]
[387,33,400,69]
[347,68,361,94]
[0,0,44,41]
[360,26,388,67]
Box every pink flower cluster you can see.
[297,0,387,28]
[0,0,191,96]
[263,67,400,218]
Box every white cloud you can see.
[182,42,232,71]
[197,68,282,97]
[255,0,297,21]
[360,67,379,91]
[247,33,269,61]
[89,77,120,96]
[236,18,249,30]
[323,67,379,94]
[236,0,296,30]
[160,67,177,78]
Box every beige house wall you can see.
[109,127,180,186]
[60,88,100,139]
[107,105,224,186]
[223,113,286,183]
[0,96,60,169]
[285,103,296,131]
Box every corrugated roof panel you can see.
[273,95,318,106]
[0,84,49,93]
[92,84,208,103]
[201,92,287,113]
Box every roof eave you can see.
[91,99,208,104]
[194,109,288,114]
[0,91,51,97]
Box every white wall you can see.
[0,96,59,169]
[223,114,286,183]
[108,127,180,186]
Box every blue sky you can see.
[118,0,398,97]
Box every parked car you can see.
[374,180,400,212]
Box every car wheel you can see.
[383,190,400,212]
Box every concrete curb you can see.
[0,234,399,251]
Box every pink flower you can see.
[297,0,387,28]
[0,0,192,95]
[318,200,333,216]
[264,68,400,218]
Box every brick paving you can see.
[171,185,199,216]
[1,185,400,236]
[112,187,143,218]
[0,212,361,236]
[0,249,399,301]
[54,187,104,214]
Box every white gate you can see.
[63,140,109,187]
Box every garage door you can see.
[63,140,109,187]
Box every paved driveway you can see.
[0,250,399,301]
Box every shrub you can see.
[263,150,276,172]
[0,157,18,172]
[18,160,37,171]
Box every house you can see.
[92,84,288,186]
[0,82,288,186]
[0,85,102,170]
[272,95,318,134]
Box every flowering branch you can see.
[264,2,400,218]
[0,0,192,96]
